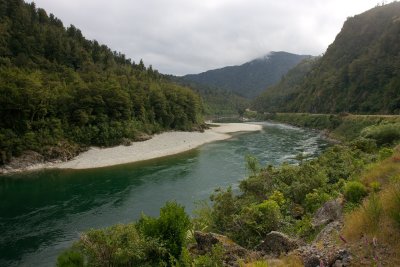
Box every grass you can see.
[241,255,304,267]
[342,146,400,266]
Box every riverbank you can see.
[0,123,262,174]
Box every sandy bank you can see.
[4,123,262,173]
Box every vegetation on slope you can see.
[169,76,249,116]
[254,2,400,114]
[251,57,318,113]
[182,52,310,99]
[57,114,400,266]
[0,0,204,165]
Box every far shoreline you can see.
[0,123,262,175]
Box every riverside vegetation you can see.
[57,114,400,266]
[0,0,204,166]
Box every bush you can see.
[350,137,377,153]
[304,190,331,213]
[379,147,394,160]
[56,249,84,267]
[138,201,191,261]
[193,244,224,267]
[57,223,166,267]
[344,181,368,204]
[361,123,400,146]
[235,200,281,246]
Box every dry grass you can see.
[241,255,304,267]
[342,149,400,266]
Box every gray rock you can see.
[312,198,343,227]
[257,231,299,256]
[193,231,251,266]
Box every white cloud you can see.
[30,0,393,75]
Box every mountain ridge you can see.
[182,51,311,98]
[253,2,400,114]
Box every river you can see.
[0,122,329,266]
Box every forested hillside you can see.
[252,57,318,112]
[254,2,400,114]
[0,0,203,165]
[182,51,310,98]
[170,76,249,116]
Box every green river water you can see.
[0,122,329,266]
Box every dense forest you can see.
[0,0,204,165]
[182,52,310,99]
[254,2,400,114]
[169,76,249,116]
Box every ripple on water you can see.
[0,123,329,267]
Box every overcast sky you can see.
[30,0,393,75]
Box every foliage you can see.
[0,0,204,164]
[361,123,400,146]
[181,52,309,99]
[57,223,167,267]
[192,244,224,267]
[56,250,84,267]
[253,3,400,114]
[57,202,192,266]
[137,201,191,262]
[245,154,260,177]
[344,181,368,204]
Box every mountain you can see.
[181,51,311,98]
[0,0,203,164]
[254,2,400,114]
[252,57,319,112]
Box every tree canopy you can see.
[0,0,204,164]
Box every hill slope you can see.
[0,0,203,164]
[254,2,400,114]
[182,51,310,98]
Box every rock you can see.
[312,198,343,227]
[193,231,251,266]
[303,254,321,267]
[257,231,299,256]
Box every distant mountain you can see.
[181,52,311,98]
[252,57,319,112]
[254,2,400,114]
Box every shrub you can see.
[379,147,394,160]
[56,249,84,267]
[138,201,191,262]
[193,244,224,267]
[235,200,281,246]
[350,137,377,153]
[304,190,331,213]
[344,181,368,203]
[361,123,400,146]
[57,223,166,267]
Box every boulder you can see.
[312,199,343,227]
[257,231,299,256]
[193,231,251,266]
